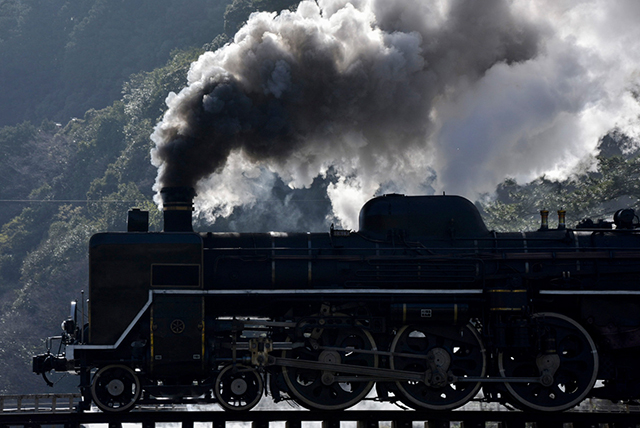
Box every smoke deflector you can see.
[161,187,196,232]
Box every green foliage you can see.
[119,48,204,192]
[0,121,36,159]
[0,0,30,44]
[0,187,57,287]
[224,0,298,36]
[0,121,38,203]
[123,48,203,122]
[87,181,160,231]
[53,102,128,199]
[1,211,98,394]
[16,211,97,310]
[478,144,640,232]
[224,0,258,36]
[0,0,231,128]
[253,0,298,13]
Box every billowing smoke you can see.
[151,0,640,229]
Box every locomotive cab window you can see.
[152,264,201,288]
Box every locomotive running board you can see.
[68,286,640,357]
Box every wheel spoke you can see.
[390,324,485,410]
[498,312,598,412]
[282,326,377,410]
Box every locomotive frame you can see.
[33,187,640,413]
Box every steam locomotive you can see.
[33,187,640,412]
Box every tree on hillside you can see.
[0,0,230,128]
[478,132,640,232]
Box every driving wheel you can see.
[282,326,378,410]
[390,324,486,410]
[498,312,598,411]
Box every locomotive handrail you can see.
[540,290,640,295]
[153,288,484,294]
[204,247,640,256]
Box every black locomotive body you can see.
[33,188,640,412]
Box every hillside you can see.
[0,0,232,127]
[0,0,298,394]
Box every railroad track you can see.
[2,395,640,428]
[1,408,640,428]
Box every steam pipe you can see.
[539,210,549,231]
[557,210,566,230]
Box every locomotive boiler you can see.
[33,187,640,413]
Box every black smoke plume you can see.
[151,0,640,228]
[152,0,538,187]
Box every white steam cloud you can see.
[151,0,640,230]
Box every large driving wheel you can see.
[498,312,598,411]
[390,324,486,410]
[214,364,264,411]
[282,326,378,410]
[91,365,141,412]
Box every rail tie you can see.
[2,396,640,428]
[2,408,640,428]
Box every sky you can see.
[151,0,640,230]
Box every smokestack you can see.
[161,187,196,232]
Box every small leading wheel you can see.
[498,312,598,412]
[282,327,378,410]
[390,324,486,410]
[91,365,141,412]
[214,364,264,411]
